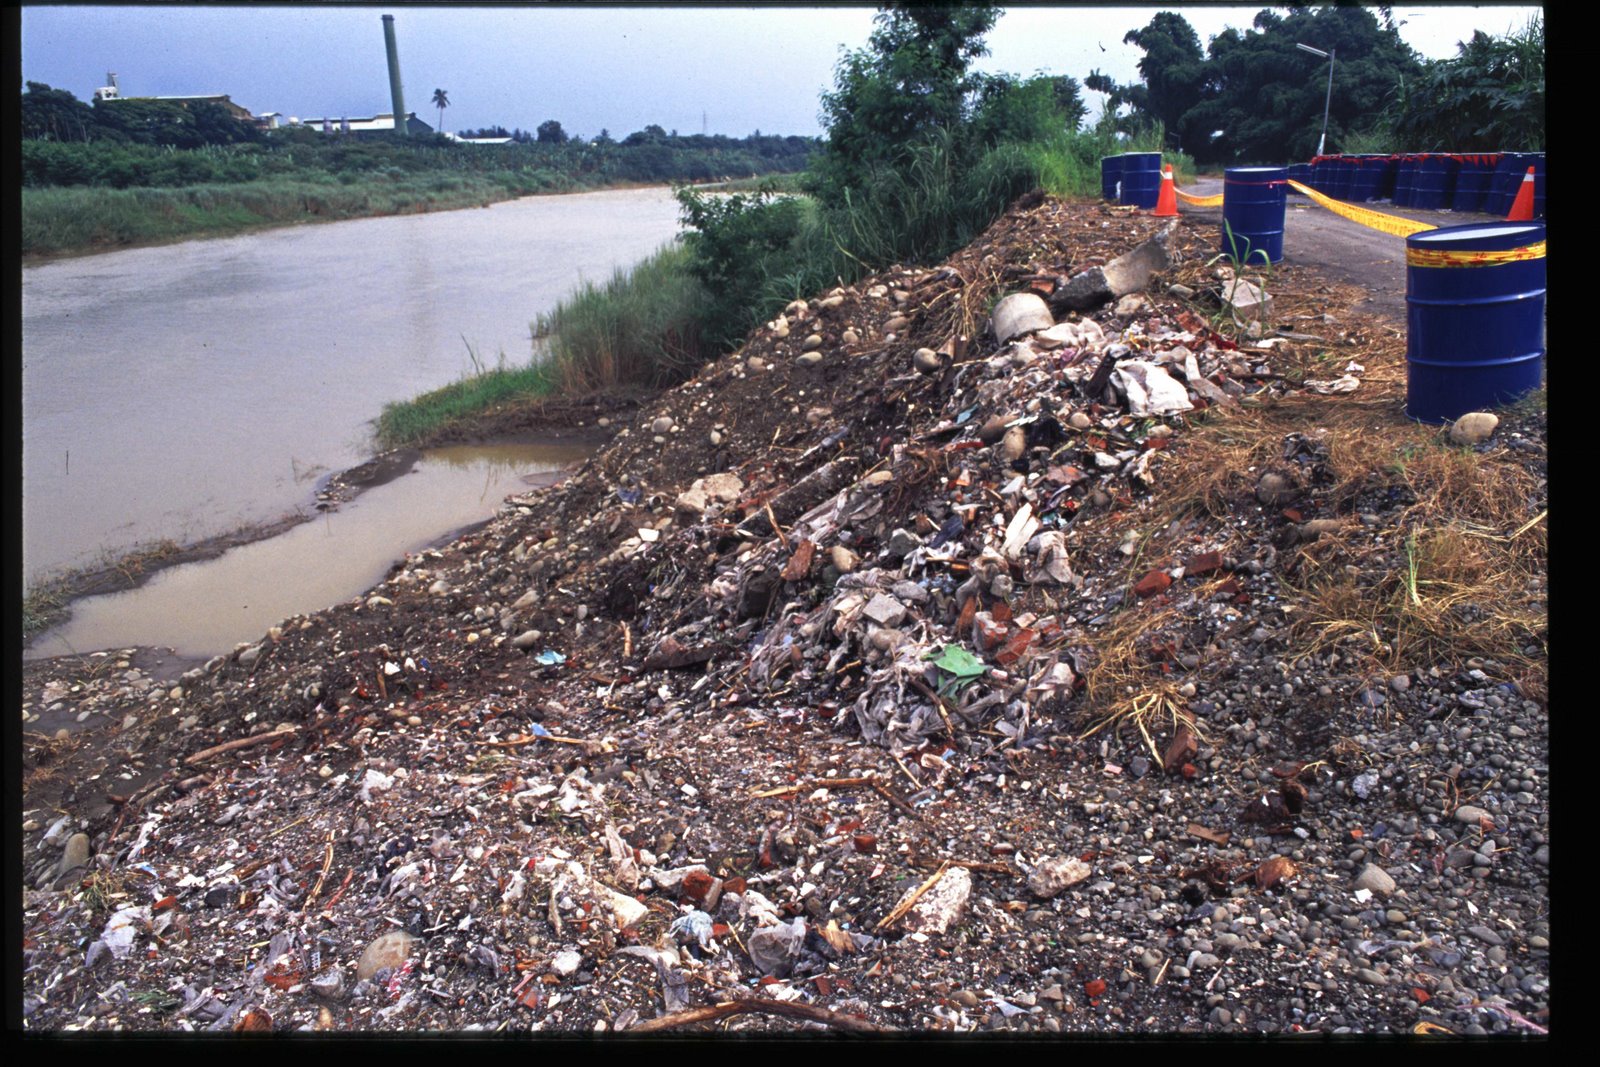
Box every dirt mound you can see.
[22,196,1547,1035]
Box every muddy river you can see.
[22,186,684,591]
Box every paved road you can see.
[1179,176,1510,322]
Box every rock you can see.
[1454,805,1493,826]
[998,426,1027,462]
[58,833,91,879]
[1102,229,1175,296]
[829,546,859,574]
[991,293,1054,343]
[1221,278,1272,322]
[1357,968,1388,987]
[1353,864,1396,896]
[796,352,824,368]
[1168,283,1196,299]
[674,472,745,515]
[747,356,768,372]
[862,594,907,628]
[512,630,541,650]
[551,950,583,977]
[1298,519,1343,542]
[1052,267,1113,312]
[237,644,263,668]
[977,414,1012,444]
[357,930,413,981]
[310,966,346,1001]
[1028,855,1091,898]
[651,415,674,434]
[1068,412,1093,431]
[900,866,972,934]
[802,333,823,351]
[913,348,942,374]
[1255,471,1291,506]
[886,528,923,558]
[1449,412,1499,446]
[841,329,860,345]
[1115,294,1148,317]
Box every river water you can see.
[22,186,685,590]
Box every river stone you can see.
[512,630,541,650]
[886,315,910,333]
[829,546,859,574]
[842,329,860,345]
[991,293,1054,343]
[1353,864,1397,896]
[796,351,824,368]
[1028,855,1092,898]
[650,415,674,434]
[310,966,346,1001]
[900,866,972,934]
[237,644,263,668]
[1449,412,1499,446]
[1454,805,1493,826]
[58,833,91,878]
[802,333,823,350]
[913,348,942,374]
[551,950,583,977]
[1255,471,1291,506]
[356,930,413,981]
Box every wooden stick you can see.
[477,733,589,748]
[875,861,950,931]
[185,724,297,765]
[628,995,894,1034]
[750,775,878,799]
[907,677,959,740]
[320,867,355,911]
[907,854,1014,875]
[303,835,335,910]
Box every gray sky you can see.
[21,4,1543,137]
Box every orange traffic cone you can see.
[1505,166,1536,221]
[1153,165,1179,216]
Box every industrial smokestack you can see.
[381,14,408,138]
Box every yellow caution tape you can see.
[1175,188,1224,208]
[1287,179,1438,238]
[1406,241,1546,268]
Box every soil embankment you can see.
[22,195,1547,1035]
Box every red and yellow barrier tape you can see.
[1405,241,1546,268]
[1286,179,1437,238]
[1175,187,1223,208]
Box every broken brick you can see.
[1134,570,1173,598]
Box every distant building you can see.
[292,112,433,138]
[443,132,514,146]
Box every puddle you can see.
[26,443,590,661]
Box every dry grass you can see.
[1070,294,1546,727]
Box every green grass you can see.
[20,171,590,258]
[375,242,710,448]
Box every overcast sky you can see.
[21,4,1544,137]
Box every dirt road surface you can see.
[1178,176,1511,321]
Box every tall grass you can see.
[375,242,709,447]
[535,242,711,392]
[1027,121,1195,199]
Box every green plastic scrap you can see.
[926,644,985,696]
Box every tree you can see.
[1384,15,1543,151]
[809,3,1002,205]
[432,88,449,134]
[21,82,104,142]
[536,119,567,144]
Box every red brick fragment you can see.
[1185,551,1224,577]
[1134,570,1173,598]
[1085,978,1107,998]
[682,870,716,903]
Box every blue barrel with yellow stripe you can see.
[1405,221,1546,422]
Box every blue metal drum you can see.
[1118,152,1162,209]
[1405,221,1546,422]
[1101,154,1123,201]
[1412,154,1460,210]
[1450,153,1500,213]
[1222,166,1288,264]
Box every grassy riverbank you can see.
[21,170,619,259]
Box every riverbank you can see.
[20,173,699,262]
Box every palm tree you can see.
[432,88,450,135]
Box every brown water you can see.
[21,186,682,589]
[25,443,590,660]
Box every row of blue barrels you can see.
[1099,152,1164,209]
[1306,153,1545,216]
[1216,169,1544,423]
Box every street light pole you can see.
[1296,43,1335,156]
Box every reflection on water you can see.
[25,443,591,660]
[22,187,681,587]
